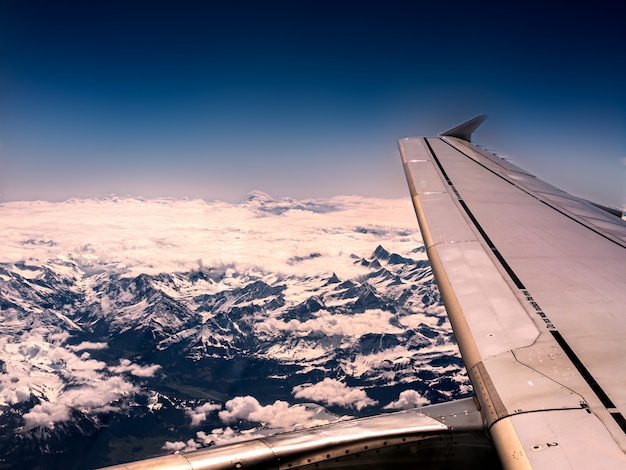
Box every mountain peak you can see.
[372,245,390,260]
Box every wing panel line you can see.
[423,138,526,290]
[439,137,626,249]
[550,331,616,411]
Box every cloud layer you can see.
[0,195,421,281]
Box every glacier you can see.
[0,194,470,468]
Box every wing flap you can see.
[493,410,626,469]
[436,242,538,357]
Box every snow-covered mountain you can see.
[0,194,470,468]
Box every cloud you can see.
[110,358,161,377]
[187,402,222,426]
[162,439,200,452]
[162,440,186,452]
[61,377,136,411]
[196,427,253,447]
[341,345,420,380]
[0,197,421,282]
[292,378,377,411]
[163,396,345,452]
[48,330,71,344]
[218,396,338,429]
[383,390,429,410]
[257,309,403,338]
[68,341,108,351]
[22,402,71,430]
[218,396,260,423]
[163,397,346,452]
[164,427,260,451]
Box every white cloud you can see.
[162,395,346,452]
[341,345,418,380]
[218,396,280,424]
[292,378,377,411]
[161,440,186,452]
[257,309,403,338]
[61,377,136,411]
[196,428,248,446]
[68,341,109,351]
[162,439,200,452]
[218,396,338,429]
[0,197,421,281]
[383,390,429,410]
[110,358,161,377]
[187,402,222,426]
[48,330,71,344]
[165,398,346,451]
[22,402,71,430]
[195,427,263,447]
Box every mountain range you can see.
[0,195,470,468]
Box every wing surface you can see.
[98,398,499,469]
[399,116,626,469]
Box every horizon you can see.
[1,1,624,208]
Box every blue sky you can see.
[1,0,624,207]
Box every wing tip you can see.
[439,114,488,141]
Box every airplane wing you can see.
[99,117,626,469]
[399,116,626,468]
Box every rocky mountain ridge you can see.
[0,197,471,468]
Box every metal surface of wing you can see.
[97,398,500,469]
[399,116,626,469]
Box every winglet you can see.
[439,114,487,141]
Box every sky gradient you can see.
[1,0,624,207]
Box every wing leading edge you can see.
[399,116,626,469]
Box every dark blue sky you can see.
[1,0,624,206]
